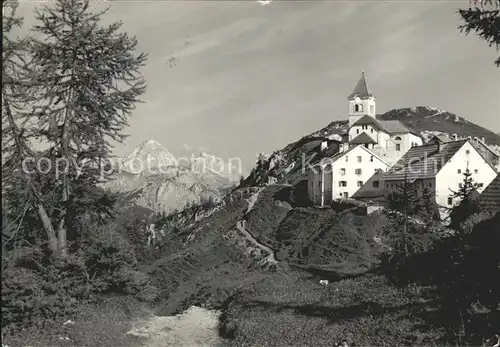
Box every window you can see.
[355,168,362,175]
[343,192,348,198]
[373,181,380,188]
[371,128,374,133]
[394,136,402,141]
[474,169,478,174]
[339,181,347,187]
[357,181,363,187]
[386,184,389,188]
[357,156,362,163]
[346,156,348,162]
[340,168,346,175]
[459,183,463,188]
[340,193,343,197]
[370,105,374,113]
[429,182,432,187]
[465,150,470,155]
[457,169,461,174]
[396,144,401,151]
[447,197,453,205]
[370,156,374,162]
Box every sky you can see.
[15,0,500,176]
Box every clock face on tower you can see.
[354,97,361,103]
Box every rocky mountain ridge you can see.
[104,140,234,214]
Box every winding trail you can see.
[236,220,277,265]
[244,188,261,213]
[234,187,278,267]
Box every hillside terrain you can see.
[131,107,499,346]
[5,108,499,347]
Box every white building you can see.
[429,133,499,172]
[382,139,497,215]
[307,144,390,206]
[347,73,424,166]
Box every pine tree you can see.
[449,168,482,231]
[384,175,420,257]
[458,8,500,66]
[418,187,440,232]
[25,0,147,258]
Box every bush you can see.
[460,210,496,234]
[2,221,158,332]
[2,249,88,330]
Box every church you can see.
[346,72,424,166]
[307,72,424,206]
[307,73,497,210]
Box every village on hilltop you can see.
[306,73,500,217]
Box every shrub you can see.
[1,249,88,330]
[2,221,158,332]
[460,210,496,234]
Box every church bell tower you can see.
[348,72,376,127]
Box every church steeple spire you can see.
[348,71,373,100]
[348,72,376,126]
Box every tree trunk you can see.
[55,85,73,259]
[3,90,58,255]
[37,202,58,254]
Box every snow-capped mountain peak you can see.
[121,140,177,174]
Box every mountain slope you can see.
[311,106,500,145]
[105,140,234,214]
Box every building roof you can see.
[350,132,377,144]
[383,140,467,181]
[476,174,500,213]
[378,120,410,134]
[347,72,373,100]
[352,115,385,130]
[311,144,388,168]
[351,115,421,138]
[428,134,453,144]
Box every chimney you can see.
[467,136,472,141]
[451,133,458,141]
[474,136,478,143]
[481,137,485,143]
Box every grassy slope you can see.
[6,186,496,346]
[221,272,439,347]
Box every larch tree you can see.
[29,0,147,258]
[458,7,500,66]
[2,0,60,253]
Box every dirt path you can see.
[236,220,277,265]
[127,306,226,347]
[245,187,263,213]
